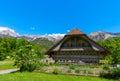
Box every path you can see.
[0,68,19,74]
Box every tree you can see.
[0,37,12,60]
[0,47,7,60]
[97,37,120,65]
[14,45,44,72]
[112,50,120,65]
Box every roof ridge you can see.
[67,28,84,35]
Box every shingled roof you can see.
[67,28,84,35]
[46,28,110,55]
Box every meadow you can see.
[0,72,118,81]
[0,60,17,70]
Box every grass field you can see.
[0,60,17,70]
[0,72,118,81]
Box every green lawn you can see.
[0,72,118,81]
[0,60,17,70]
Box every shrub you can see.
[20,62,37,72]
[100,68,120,79]
[89,65,95,68]
[42,63,49,66]
[67,69,71,73]
[95,65,100,68]
[69,64,75,69]
[78,65,86,68]
[55,62,61,66]
[53,67,59,74]
[75,69,80,73]
[49,62,53,66]
[99,71,108,77]
[112,68,120,78]
[103,65,110,70]
[83,70,87,74]
[88,70,94,74]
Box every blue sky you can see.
[0,0,120,35]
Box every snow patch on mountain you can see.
[0,27,19,37]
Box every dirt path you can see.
[0,68,19,74]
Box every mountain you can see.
[0,27,19,37]
[32,38,54,50]
[88,30,120,40]
[18,34,64,42]
[24,31,120,41]
[0,27,120,41]
[0,27,63,41]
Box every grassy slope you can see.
[0,60,17,70]
[0,72,118,81]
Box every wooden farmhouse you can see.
[46,28,110,64]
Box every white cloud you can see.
[40,33,65,38]
[67,30,70,32]
[0,26,14,32]
[30,27,35,30]
[47,33,65,37]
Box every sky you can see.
[0,0,120,35]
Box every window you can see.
[61,37,91,49]
[82,41,85,47]
[85,42,89,47]
[77,40,82,47]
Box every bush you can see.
[100,68,120,79]
[78,65,86,68]
[89,64,95,68]
[88,70,94,74]
[20,62,37,72]
[53,67,59,74]
[43,63,49,66]
[95,65,100,68]
[103,65,110,70]
[75,69,80,73]
[55,62,61,66]
[83,70,87,74]
[99,71,108,77]
[112,68,120,78]
[69,64,75,69]
[67,69,71,73]
[49,62,54,66]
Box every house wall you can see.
[51,51,105,64]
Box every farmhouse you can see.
[46,28,110,64]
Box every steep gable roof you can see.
[67,28,84,35]
[46,28,110,55]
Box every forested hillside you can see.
[32,38,54,52]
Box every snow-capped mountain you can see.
[88,30,120,40]
[0,27,120,41]
[0,27,19,37]
[45,34,65,42]
[20,34,64,42]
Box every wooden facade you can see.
[46,28,110,64]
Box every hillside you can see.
[32,38,54,50]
